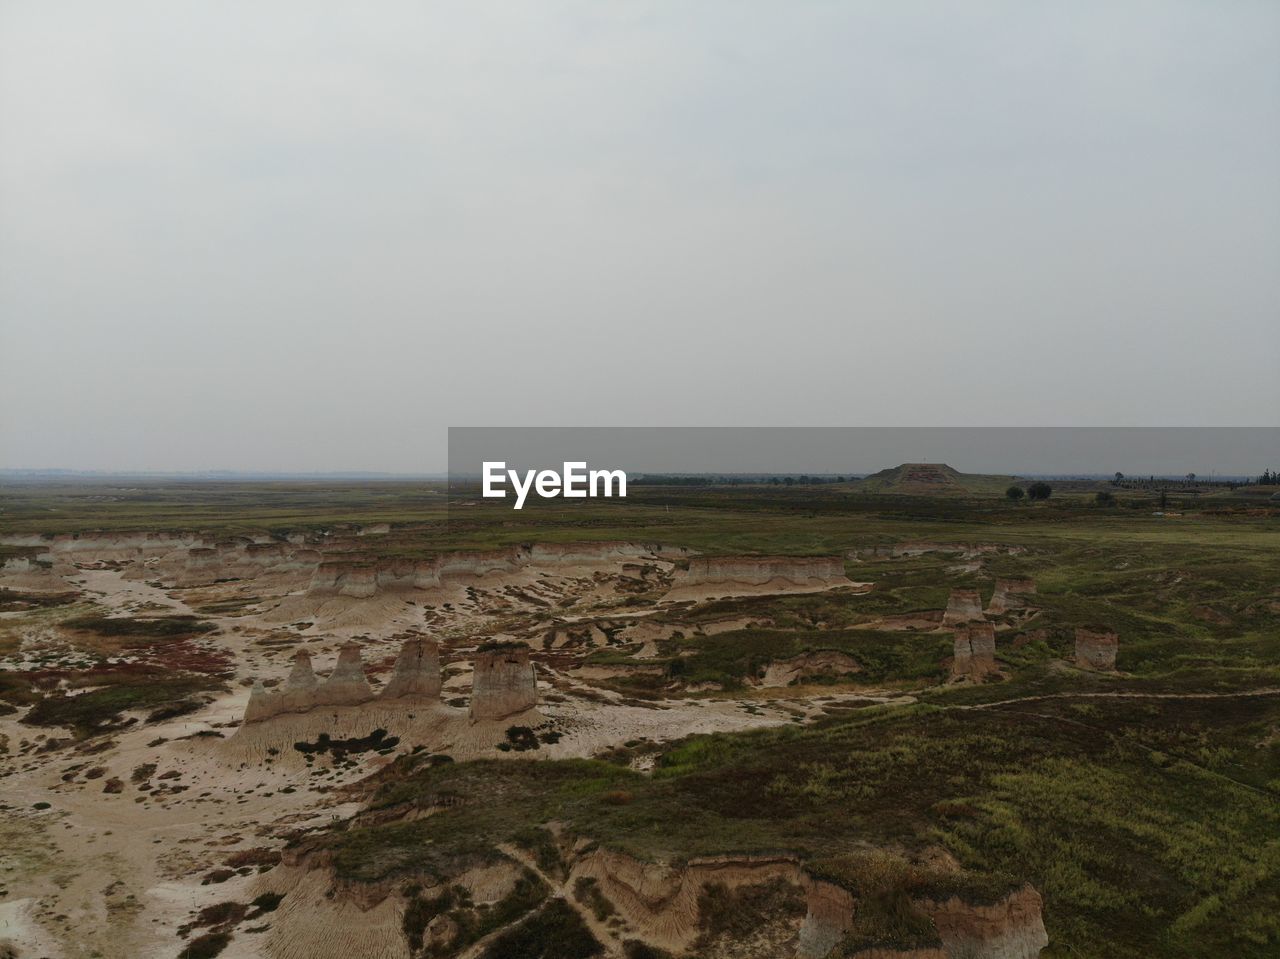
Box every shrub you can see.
[573,876,617,921]
[226,848,282,869]
[402,887,455,953]
[1027,481,1053,500]
[248,892,285,914]
[190,901,247,929]
[177,932,231,959]
[623,942,673,959]
[499,726,540,752]
[513,826,566,881]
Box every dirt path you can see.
[492,843,625,959]
[956,687,1280,709]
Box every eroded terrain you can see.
[2,480,1278,958]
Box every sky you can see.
[1,1,1277,473]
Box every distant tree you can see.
[1005,485,1025,502]
[783,477,794,486]
[1159,490,1168,510]
[1186,473,1196,483]
[1027,481,1052,501]
[1095,490,1116,506]
[1114,472,1124,483]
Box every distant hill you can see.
[856,463,1015,495]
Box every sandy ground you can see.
[68,568,194,616]
[0,541,911,959]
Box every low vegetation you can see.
[320,691,1280,958]
[400,869,548,957]
[695,878,805,948]
[22,673,224,735]
[479,898,601,959]
[62,614,215,654]
[3,476,1276,956]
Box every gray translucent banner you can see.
[448,427,1275,485]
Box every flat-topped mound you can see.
[857,463,1015,495]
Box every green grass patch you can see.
[320,694,1280,958]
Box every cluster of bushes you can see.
[293,728,400,758]
[23,674,221,735]
[1006,482,1052,501]
[64,614,215,639]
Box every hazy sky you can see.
[1,1,1277,472]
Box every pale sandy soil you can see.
[67,568,194,616]
[0,541,905,958]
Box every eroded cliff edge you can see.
[249,831,1048,959]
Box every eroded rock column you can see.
[987,579,1036,614]
[379,637,441,701]
[243,680,279,723]
[470,643,537,721]
[943,589,983,626]
[314,641,375,706]
[281,650,319,712]
[951,622,997,680]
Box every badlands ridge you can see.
[0,521,1132,959]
